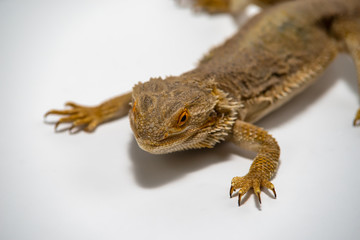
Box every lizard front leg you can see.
[230,120,279,206]
[45,92,132,133]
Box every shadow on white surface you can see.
[129,136,276,210]
[128,138,243,188]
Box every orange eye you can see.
[177,110,189,127]
[132,101,137,113]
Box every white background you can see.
[1,0,360,239]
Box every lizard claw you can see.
[230,185,235,198]
[271,187,277,199]
[231,174,276,206]
[353,109,360,126]
[65,101,81,108]
[256,191,262,204]
[238,192,242,206]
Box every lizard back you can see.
[183,0,360,122]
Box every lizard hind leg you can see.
[181,0,249,15]
[193,0,232,14]
[183,0,290,15]
[332,18,360,126]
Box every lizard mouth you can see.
[134,132,194,154]
[133,125,210,154]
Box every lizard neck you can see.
[200,86,239,148]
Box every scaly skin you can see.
[45,0,360,206]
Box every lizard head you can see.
[129,76,238,154]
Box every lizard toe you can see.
[45,102,102,133]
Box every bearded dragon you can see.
[45,0,360,206]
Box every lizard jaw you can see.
[133,124,220,154]
[133,131,204,154]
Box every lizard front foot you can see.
[44,102,103,133]
[353,109,360,126]
[230,173,276,206]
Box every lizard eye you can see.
[132,101,137,113]
[177,109,189,127]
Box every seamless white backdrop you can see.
[1,0,359,240]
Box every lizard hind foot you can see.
[230,175,276,206]
[353,109,360,126]
[181,0,233,14]
[44,102,101,133]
